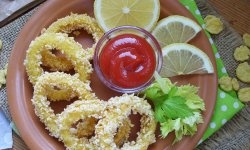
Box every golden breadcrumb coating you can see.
[31,72,96,138]
[42,13,104,71]
[93,94,156,150]
[24,32,92,85]
[57,100,106,150]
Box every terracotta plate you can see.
[7,0,217,149]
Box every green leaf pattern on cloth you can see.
[178,0,244,144]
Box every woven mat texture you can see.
[0,0,249,149]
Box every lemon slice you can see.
[160,43,214,77]
[94,0,160,32]
[152,15,202,48]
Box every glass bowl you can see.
[94,26,162,93]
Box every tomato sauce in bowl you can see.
[94,26,162,93]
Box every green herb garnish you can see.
[143,72,205,143]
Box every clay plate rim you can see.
[6,0,217,150]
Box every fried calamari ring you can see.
[76,117,132,146]
[75,117,99,138]
[45,13,103,50]
[31,72,96,138]
[57,100,133,150]
[57,100,106,150]
[41,13,104,71]
[41,50,74,72]
[45,85,77,101]
[24,32,92,85]
[93,94,156,150]
[45,13,103,41]
[114,119,132,147]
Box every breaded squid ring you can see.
[57,100,133,150]
[75,115,133,146]
[114,119,132,147]
[75,117,99,138]
[24,32,92,85]
[31,72,96,138]
[57,100,107,150]
[41,50,74,72]
[93,94,156,150]
[42,13,104,71]
[45,85,76,101]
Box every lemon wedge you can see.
[94,0,160,32]
[152,15,202,48]
[160,43,214,77]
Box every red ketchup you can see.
[99,34,156,88]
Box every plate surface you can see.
[7,0,217,149]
